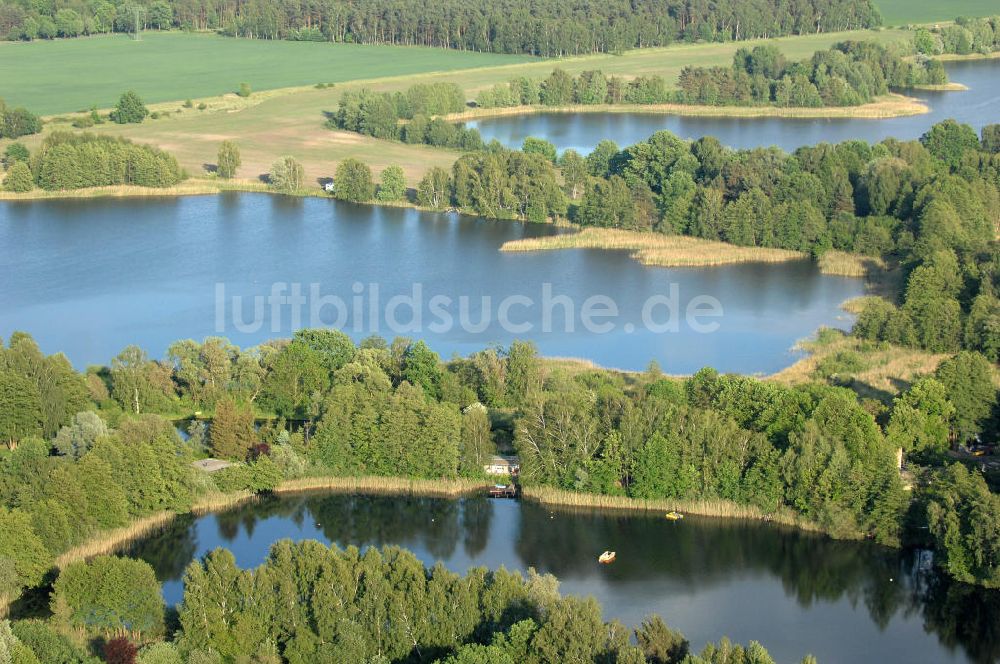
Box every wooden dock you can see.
[488,484,518,499]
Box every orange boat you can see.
[598,551,616,564]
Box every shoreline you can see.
[0,178,282,202]
[520,486,826,534]
[52,476,485,564]
[0,476,485,617]
[1,469,888,617]
[444,94,928,122]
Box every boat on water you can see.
[665,511,684,521]
[598,551,616,564]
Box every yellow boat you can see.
[598,551,616,564]
[665,511,684,521]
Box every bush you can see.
[523,136,557,162]
[52,556,165,637]
[375,164,406,201]
[269,156,304,193]
[3,142,29,166]
[197,102,207,110]
[212,465,252,492]
[247,456,283,491]
[216,140,241,179]
[1,106,42,138]
[104,637,139,664]
[138,642,182,664]
[237,82,252,98]
[11,621,89,664]
[334,158,374,202]
[4,161,34,192]
[110,90,148,124]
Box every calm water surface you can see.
[0,194,862,372]
[471,60,1000,153]
[126,493,1000,664]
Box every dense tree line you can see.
[331,82,486,150]
[4,132,185,192]
[0,543,805,663]
[476,70,674,108]
[914,16,1000,56]
[0,326,998,592]
[0,0,882,55]
[677,41,946,107]
[477,41,946,111]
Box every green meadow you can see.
[0,32,535,115]
[875,0,998,26]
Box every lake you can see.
[469,60,1000,154]
[126,492,1000,664]
[0,194,862,373]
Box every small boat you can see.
[598,551,616,564]
[664,511,684,521]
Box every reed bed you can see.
[521,486,822,532]
[53,511,179,569]
[770,329,953,400]
[818,250,887,277]
[51,489,257,570]
[274,475,487,497]
[501,228,805,267]
[442,94,927,121]
[0,182,222,201]
[933,51,1000,62]
[910,82,969,91]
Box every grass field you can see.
[875,0,997,26]
[0,32,534,115]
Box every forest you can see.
[675,40,945,106]
[1,311,998,606]
[0,0,883,54]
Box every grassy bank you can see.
[501,228,807,267]
[521,486,824,533]
[447,94,928,122]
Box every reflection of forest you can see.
[126,494,1000,663]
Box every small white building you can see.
[485,455,520,476]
